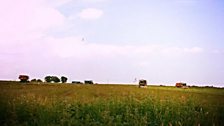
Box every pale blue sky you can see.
[56,0,224,47]
[0,0,224,86]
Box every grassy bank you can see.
[0,82,224,126]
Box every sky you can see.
[0,0,224,86]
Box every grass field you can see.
[0,81,224,126]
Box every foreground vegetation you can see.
[0,81,224,126]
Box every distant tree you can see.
[19,75,29,83]
[37,79,42,83]
[45,76,60,83]
[31,79,37,82]
[45,76,52,83]
[30,78,42,83]
[61,76,68,83]
[52,76,60,83]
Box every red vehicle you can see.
[175,82,187,88]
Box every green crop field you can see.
[0,81,224,126]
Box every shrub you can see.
[31,79,37,82]
[18,75,29,83]
[45,76,52,83]
[37,79,42,83]
[61,76,68,83]
[45,76,60,83]
[52,76,60,83]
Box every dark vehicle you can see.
[84,80,94,84]
[139,79,147,87]
[72,81,83,84]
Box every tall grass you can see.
[0,82,224,126]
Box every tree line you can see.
[18,75,68,83]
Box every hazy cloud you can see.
[47,0,73,7]
[82,0,107,3]
[0,0,66,53]
[45,36,204,59]
[78,8,104,20]
[176,0,199,5]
